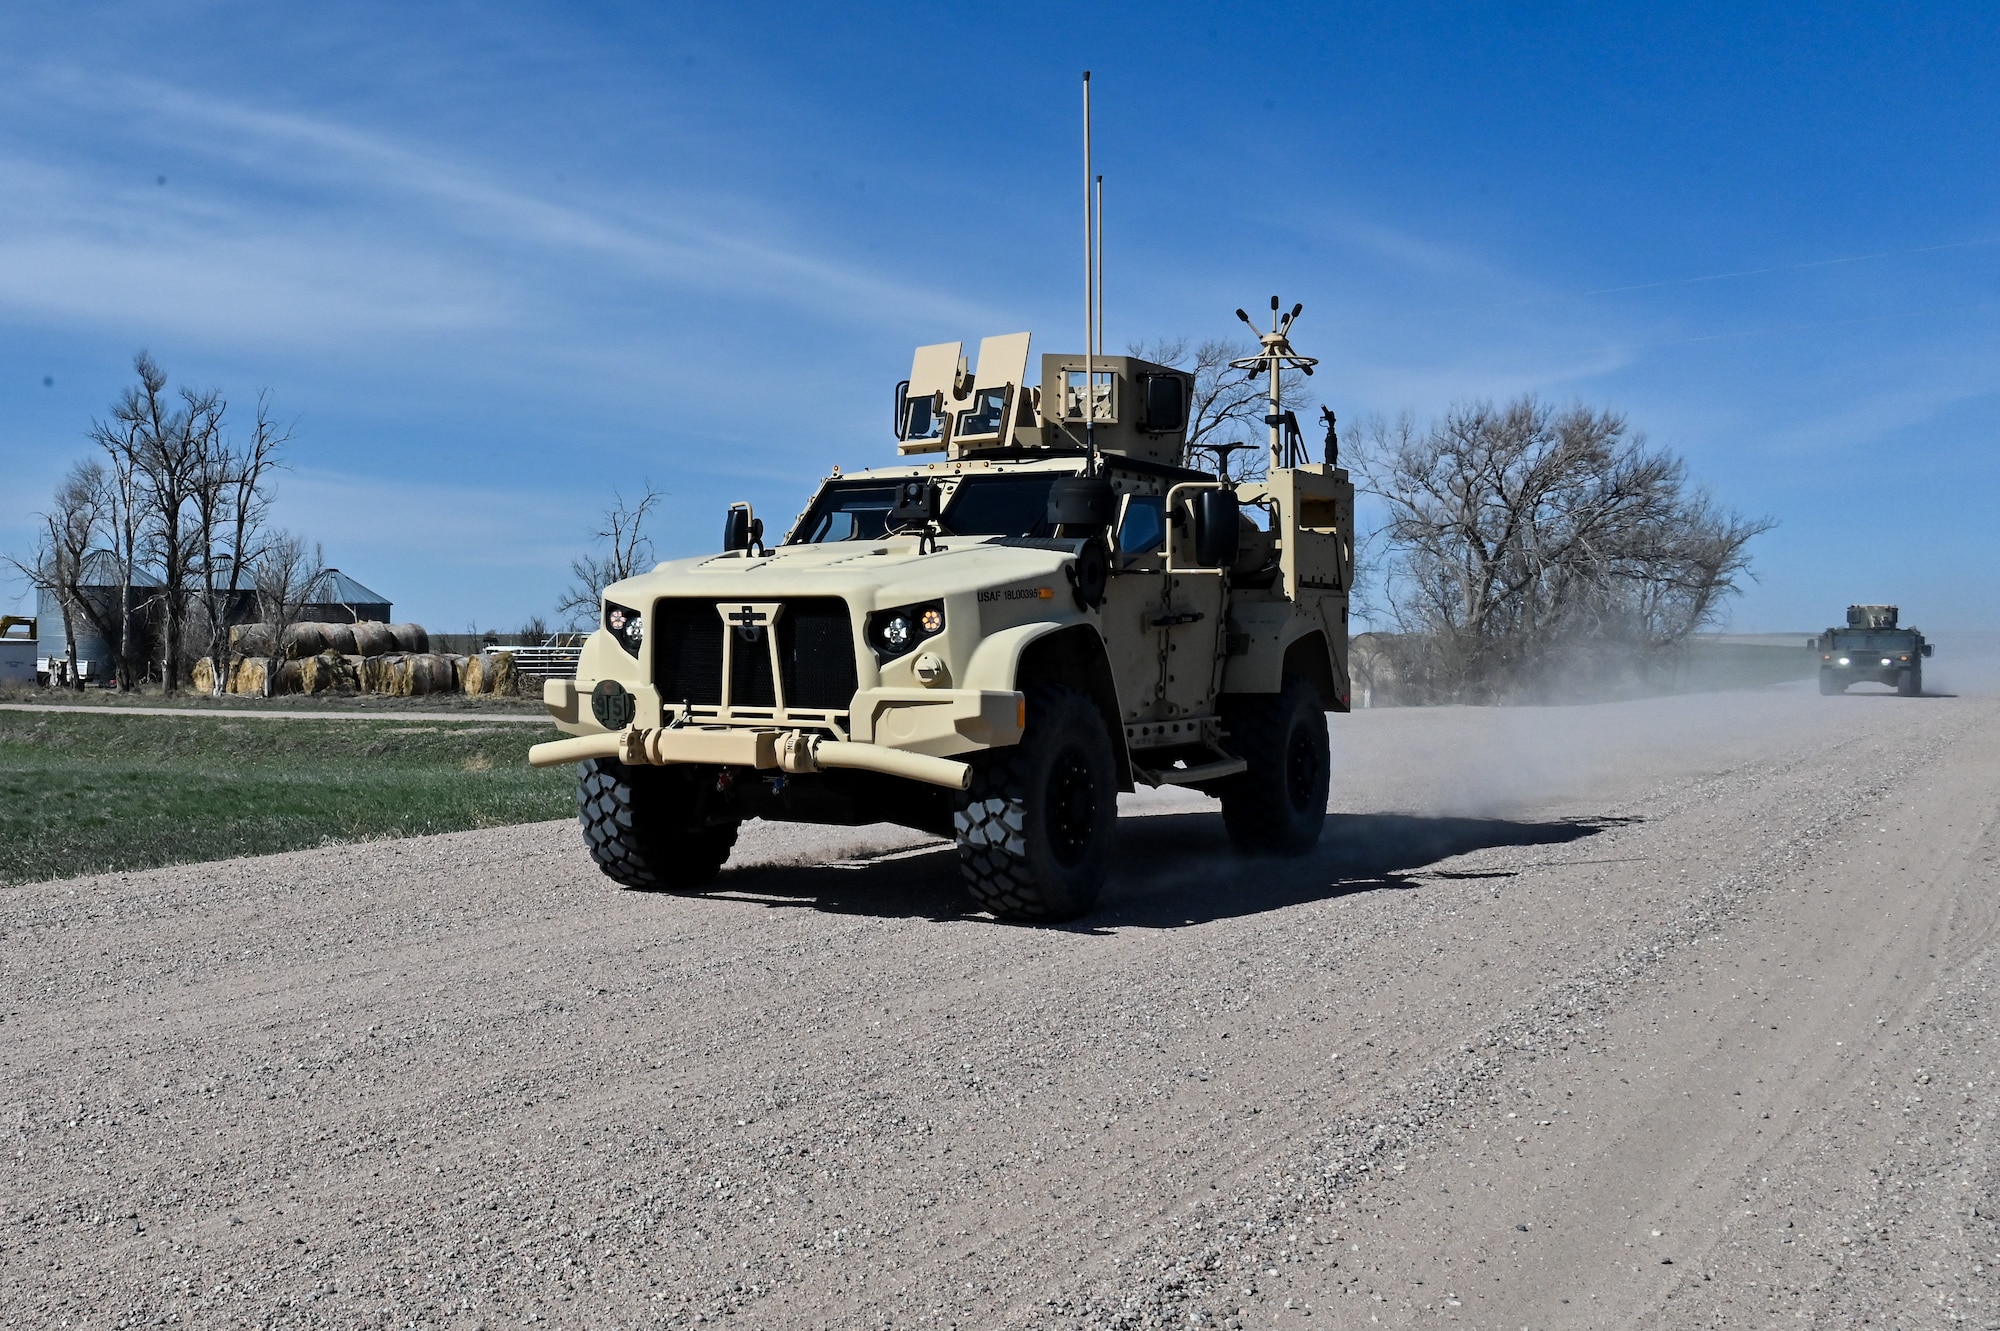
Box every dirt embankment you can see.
[2,680,1995,1328]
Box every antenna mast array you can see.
[1083,72,1102,468]
[1232,298,1319,472]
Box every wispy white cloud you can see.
[0,67,997,353]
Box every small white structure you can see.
[0,617,37,686]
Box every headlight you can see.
[1837,657,1850,666]
[867,600,945,660]
[1881,658,1893,666]
[604,601,644,657]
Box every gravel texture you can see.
[2,674,1996,1329]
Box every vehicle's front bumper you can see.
[534,682,1025,790]
[526,723,974,789]
[543,679,1023,755]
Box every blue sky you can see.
[3,1,1996,633]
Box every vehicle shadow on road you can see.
[702,810,1623,929]
[1091,811,1623,930]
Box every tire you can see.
[1819,669,1844,696]
[1898,667,1921,698]
[955,685,1118,923]
[1219,673,1331,856]
[577,758,739,892]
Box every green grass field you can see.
[0,711,574,886]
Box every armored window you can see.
[1116,494,1166,563]
[903,394,939,440]
[940,474,1064,538]
[790,483,902,543]
[955,387,1009,439]
[1139,374,1188,433]
[1061,370,1116,422]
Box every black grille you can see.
[652,600,724,706]
[650,597,855,712]
[778,598,859,710]
[730,622,777,707]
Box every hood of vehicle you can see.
[603,537,1077,612]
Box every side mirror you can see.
[1923,643,1934,657]
[1804,637,1816,649]
[722,503,762,553]
[1191,489,1240,567]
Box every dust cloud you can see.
[1126,677,1846,826]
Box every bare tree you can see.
[250,531,324,696]
[189,393,292,694]
[1129,337,1312,481]
[556,484,663,627]
[4,462,107,687]
[1355,397,1773,701]
[128,353,226,688]
[83,392,152,689]
[87,353,291,691]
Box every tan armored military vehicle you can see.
[531,309,1354,921]
[1813,604,1932,696]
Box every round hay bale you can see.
[297,653,326,695]
[298,650,357,695]
[405,652,457,696]
[384,655,415,697]
[281,622,329,660]
[358,654,400,694]
[273,659,306,694]
[320,623,357,656]
[229,623,276,656]
[487,651,517,696]
[351,621,396,656]
[230,658,271,695]
[192,656,219,694]
[388,623,430,654]
[460,653,488,694]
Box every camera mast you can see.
[1232,298,1319,472]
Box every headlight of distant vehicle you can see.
[867,601,945,660]
[1837,656,1850,666]
[1881,657,1893,666]
[604,601,644,656]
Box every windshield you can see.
[789,482,901,543]
[790,473,1070,543]
[1829,630,1917,650]
[940,474,1061,538]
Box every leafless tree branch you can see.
[556,483,665,627]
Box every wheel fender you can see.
[961,622,1071,695]
[964,621,1133,791]
[1221,618,1348,710]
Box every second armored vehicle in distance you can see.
[531,310,1353,922]
[1812,604,1931,696]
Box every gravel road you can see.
[4,672,1996,1329]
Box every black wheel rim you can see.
[1285,723,1322,812]
[1047,748,1100,866]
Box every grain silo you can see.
[35,553,164,683]
[293,569,392,624]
